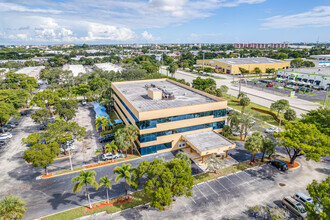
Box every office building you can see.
[196,57,290,75]
[111,79,235,161]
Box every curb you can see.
[39,155,140,179]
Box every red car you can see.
[266,83,274,87]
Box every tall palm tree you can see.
[72,170,99,209]
[95,149,102,163]
[115,129,131,158]
[99,176,113,204]
[124,125,139,155]
[113,163,134,199]
[95,116,109,135]
[0,195,27,220]
[239,96,250,114]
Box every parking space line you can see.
[215,178,230,192]
[206,182,219,196]
[234,172,250,186]
[224,176,236,186]
[195,185,208,200]
[190,197,197,204]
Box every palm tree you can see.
[244,133,263,164]
[95,116,109,135]
[113,163,134,199]
[239,96,250,114]
[115,129,131,158]
[0,195,27,219]
[95,149,102,163]
[124,125,139,155]
[99,176,113,204]
[99,86,114,115]
[72,170,99,209]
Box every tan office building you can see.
[111,79,235,160]
[196,57,290,75]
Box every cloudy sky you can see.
[0,0,329,44]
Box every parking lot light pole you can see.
[69,147,73,171]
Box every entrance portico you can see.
[182,130,236,164]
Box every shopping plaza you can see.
[111,78,236,161]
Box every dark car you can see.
[270,160,288,171]
[0,141,6,147]
[0,127,12,133]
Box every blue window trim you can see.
[140,121,225,143]
[137,109,226,130]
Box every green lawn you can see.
[224,95,282,127]
[312,100,330,107]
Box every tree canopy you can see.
[31,90,60,108]
[306,177,330,220]
[31,108,51,126]
[192,77,216,91]
[301,107,330,136]
[23,142,60,175]
[0,195,27,220]
[0,102,19,132]
[274,122,330,164]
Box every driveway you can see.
[101,157,330,220]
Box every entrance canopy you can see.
[182,131,236,156]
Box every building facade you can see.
[233,43,289,49]
[111,79,234,157]
[196,57,290,75]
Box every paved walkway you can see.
[160,68,322,117]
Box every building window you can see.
[140,142,172,155]
[140,121,225,143]
[137,109,226,130]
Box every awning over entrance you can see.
[182,131,236,157]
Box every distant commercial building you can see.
[234,42,289,49]
[15,66,45,79]
[111,79,235,160]
[277,67,330,90]
[94,63,122,72]
[310,55,330,66]
[62,64,86,77]
[196,57,290,75]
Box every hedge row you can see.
[251,107,288,126]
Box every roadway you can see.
[160,68,322,117]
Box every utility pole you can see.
[202,52,205,73]
[323,85,329,107]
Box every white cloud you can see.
[262,6,330,29]
[141,31,160,41]
[0,0,266,43]
[0,2,61,14]
[82,22,135,41]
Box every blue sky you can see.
[0,0,329,44]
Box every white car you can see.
[82,100,87,105]
[265,127,279,133]
[0,133,13,140]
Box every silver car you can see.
[282,196,307,219]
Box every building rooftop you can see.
[15,66,45,78]
[184,130,234,153]
[63,64,86,77]
[114,79,218,112]
[213,57,288,65]
[283,67,330,76]
[95,63,122,72]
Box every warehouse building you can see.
[15,66,45,79]
[111,79,235,161]
[196,57,290,75]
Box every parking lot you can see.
[101,157,330,220]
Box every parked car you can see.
[0,133,13,140]
[265,127,279,133]
[82,100,87,105]
[20,111,28,116]
[269,159,288,171]
[102,152,120,161]
[266,83,274,87]
[226,109,234,115]
[293,192,313,206]
[99,133,115,143]
[8,121,18,126]
[5,124,16,129]
[0,141,6,147]
[0,127,12,133]
[282,196,307,219]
